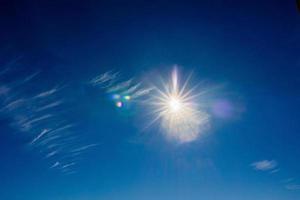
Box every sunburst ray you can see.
[147,67,209,143]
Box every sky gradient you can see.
[0,1,300,200]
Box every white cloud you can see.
[251,160,277,171]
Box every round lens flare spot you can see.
[116,101,123,108]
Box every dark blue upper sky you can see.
[0,1,300,200]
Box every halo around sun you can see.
[148,67,209,143]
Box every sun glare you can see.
[169,96,182,112]
[148,67,209,143]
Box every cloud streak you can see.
[89,70,120,88]
[0,61,96,174]
[251,160,278,171]
[89,71,153,102]
[30,129,51,145]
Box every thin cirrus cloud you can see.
[0,62,97,174]
[89,71,153,101]
[285,184,300,190]
[282,178,300,191]
[89,70,120,88]
[251,160,300,191]
[251,160,278,171]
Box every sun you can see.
[169,96,182,112]
[147,67,209,143]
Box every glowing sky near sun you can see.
[148,68,209,143]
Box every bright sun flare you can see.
[148,67,209,143]
[169,96,182,112]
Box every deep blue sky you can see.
[0,1,300,200]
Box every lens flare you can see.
[124,95,131,100]
[169,97,181,112]
[148,68,209,143]
[116,101,123,108]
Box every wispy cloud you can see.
[90,71,153,101]
[48,124,75,135]
[34,85,66,99]
[70,144,98,153]
[61,162,75,169]
[30,129,51,145]
[20,114,53,131]
[285,184,300,190]
[251,160,278,171]
[0,63,96,174]
[282,178,294,183]
[50,161,60,169]
[0,56,23,76]
[45,150,58,158]
[270,168,280,174]
[2,98,25,110]
[22,71,40,83]
[106,79,133,93]
[35,100,63,112]
[281,178,300,191]
[120,82,141,95]
[131,87,153,98]
[89,70,120,88]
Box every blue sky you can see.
[0,1,300,199]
